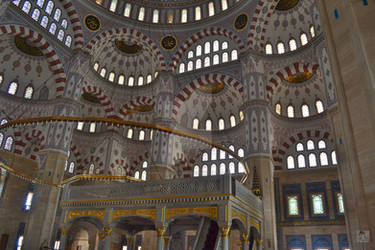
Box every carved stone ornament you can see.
[219,225,231,238]
[156,226,167,237]
[99,225,112,240]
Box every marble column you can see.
[218,225,231,250]
[241,232,250,250]
[155,226,166,250]
[163,236,171,250]
[58,225,69,250]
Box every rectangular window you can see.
[77,122,84,131]
[16,236,24,250]
[25,192,33,210]
[288,195,299,216]
[195,6,201,20]
[89,123,96,133]
[124,4,131,17]
[109,0,117,12]
[337,193,344,214]
[312,194,324,215]
[181,9,187,23]
[167,10,174,23]
[54,241,60,250]
[138,7,145,21]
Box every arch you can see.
[0,24,67,97]
[119,96,155,119]
[170,27,246,70]
[13,129,45,161]
[81,85,116,119]
[266,62,320,100]
[110,158,129,176]
[172,74,243,119]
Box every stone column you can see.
[125,234,136,250]
[218,225,231,250]
[240,232,250,250]
[163,235,171,250]
[316,0,375,248]
[98,225,112,250]
[155,226,166,250]
[58,225,69,250]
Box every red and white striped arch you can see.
[170,27,246,71]
[247,0,279,50]
[13,129,45,161]
[272,129,332,170]
[127,151,150,176]
[0,24,67,97]
[81,85,116,119]
[58,0,84,48]
[119,96,155,120]
[70,143,83,169]
[266,63,319,100]
[172,73,243,119]
[85,27,166,70]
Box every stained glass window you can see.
[45,1,54,15]
[275,103,281,115]
[230,115,236,127]
[139,130,145,140]
[0,169,7,197]
[89,164,94,174]
[8,82,18,95]
[196,45,202,56]
[202,152,208,161]
[109,0,117,12]
[312,194,324,214]
[222,52,228,63]
[320,152,328,166]
[147,74,152,84]
[13,0,21,6]
[309,153,317,167]
[337,193,344,213]
[24,86,33,99]
[220,150,225,160]
[297,154,306,168]
[0,133,3,146]
[138,7,145,21]
[307,140,315,150]
[49,23,57,35]
[213,40,219,52]
[300,33,308,46]
[238,148,244,157]
[195,6,201,20]
[193,165,199,177]
[287,105,294,118]
[181,9,187,23]
[211,148,217,160]
[118,75,125,85]
[196,59,202,69]
[36,0,45,7]
[222,41,228,50]
[265,44,272,54]
[68,162,75,173]
[61,19,68,29]
[229,162,235,174]
[138,76,144,86]
[202,165,208,176]
[296,143,304,152]
[193,118,199,129]
[318,140,326,149]
[41,16,49,28]
[204,42,210,54]
[54,8,61,21]
[128,76,134,86]
[57,30,64,41]
[204,57,210,67]
[187,61,193,71]
[302,104,310,117]
[332,151,338,165]
[238,162,245,173]
[127,128,133,138]
[316,100,324,113]
[213,54,219,65]
[221,0,228,10]
[32,9,41,21]
[22,1,31,14]
[277,42,285,54]
[220,163,226,175]
[211,164,217,176]
[124,4,131,17]
[288,196,299,215]
[289,39,297,51]
[134,171,139,179]
[141,171,146,180]
[218,118,225,130]
[208,2,215,16]
[153,9,159,23]
[65,35,72,47]
[77,122,84,130]
[89,123,95,133]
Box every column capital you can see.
[240,232,250,244]
[218,225,231,238]
[98,225,112,240]
[156,225,167,238]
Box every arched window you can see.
[289,39,297,51]
[108,72,115,82]
[8,82,18,95]
[100,68,106,78]
[181,9,188,23]
[3,136,13,151]
[128,76,134,86]
[331,151,338,165]
[195,6,201,20]
[205,119,212,131]
[0,75,3,84]
[238,148,244,157]
[202,165,208,176]
[277,42,285,54]
[168,10,174,23]
[297,155,306,168]
[118,75,125,85]
[22,1,31,13]
[40,16,49,28]
[202,152,208,161]
[318,140,326,149]
[0,133,3,146]
[138,7,145,21]
[0,119,7,125]
[89,123,96,133]
[204,57,210,67]
[218,118,225,130]
[127,128,133,139]
[222,52,228,63]
[141,171,147,180]
[68,162,75,173]
[139,130,145,140]
[238,162,245,173]
[193,118,199,130]
[222,41,228,50]
[54,8,61,21]
[76,122,84,130]
[296,143,304,152]
[32,9,41,21]
[196,59,202,69]
[309,153,317,167]
[65,36,72,47]
[307,140,315,150]
[208,2,215,16]
[210,164,217,176]
[231,50,238,60]
[320,152,329,166]
[49,23,57,35]
[153,9,159,23]
[301,104,310,117]
[220,150,225,159]
[24,86,33,99]
[229,145,234,159]
[142,161,148,168]
[239,111,244,121]
[116,167,122,176]
[124,3,131,17]
[221,0,228,10]
[220,163,226,175]
[229,162,235,174]
[287,105,294,118]
[188,51,194,58]
[204,42,210,54]
[213,54,219,65]
[315,100,324,113]
[187,61,193,71]
[89,164,94,174]
[57,30,64,41]
[275,103,281,115]
[134,171,139,179]
[211,148,217,160]
[147,74,152,84]
[287,156,295,169]
[265,43,273,54]
[61,19,68,29]
[138,76,144,86]
[230,115,236,127]
[179,63,185,73]
[310,25,315,38]
[36,0,45,8]
[213,40,219,52]
[196,45,202,56]
[300,33,308,45]
[45,1,54,14]
[109,0,118,12]
[193,165,199,177]
[13,0,21,6]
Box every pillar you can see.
[155,226,166,250]
[240,232,250,250]
[98,225,112,250]
[58,225,68,250]
[163,236,171,250]
[218,225,231,250]
[125,234,136,250]
[316,0,375,248]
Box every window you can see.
[45,1,54,14]
[153,9,159,23]
[4,137,12,151]
[238,148,244,157]
[181,9,187,23]
[193,165,199,177]
[142,161,148,169]
[68,162,75,173]
[239,111,244,121]
[89,123,96,133]
[147,74,152,84]
[187,61,193,71]
[220,150,225,160]
[205,119,212,131]
[41,16,49,28]
[22,1,31,14]
[204,57,210,67]
[208,2,215,16]
[213,54,219,65]
[275,103,281,115]
[287,156,295,169]
[297,154,306,168]
[210,164,217,176]
[139,130,145,140]
[331,151,337,165]
[202,152,208,161]
[16,236,24,250]
[65,36,72,47]
[77,122,84,130]
[141,171,146,180]
[312,194,324,215]
[127,128,133,139]
[204,42,210,54]
[193,118,199,129]
[307,140,315,150]
[337,193,344,214]
[288,195,299,216]
[8,82,18,95]
[196,45,202,56]
[179,63,185,73]
[222,41,228,50]
[221,0,228,10]
[220,163,226,175]
[231,50,238,60]
[287,105,294,118]
[296,143,304,152]
[302,104,310,117]
[37,0,45,7]
[57,30,64,41]
[196,59,202,69]
[309,153,317,167]
[202,165,208,176]
[138,76,144,86]
[108,72,115,82]
[118,75,125,85]
[320,152,328,166]
[213,40,219,52]
[100,68,106,78]
[310,25,315,38]
[49,23,57,35]
[0,75,3,84]
[230,115,236,127]
[0,169,6,196]
[218,118,225,130]
[289,39,297,51]
[0,119,7,125]
[211,148,217,160]
[124,3,131,17]
[315,100,324,113]
[54,241,60,250]
[89,164,94,174]
[277,42,285,54]
[24,86,33,99]
[13,0,21,5]
[61,19,68,29]
[300,33,308,46]
[265,43,273,55]
[109,0,118,12]
[195,6,201,20]
[229,162,235,174]
[188,51,194,58]
[128,76,134,86]
[54,8,61,21]
[318,140,326,149]
[134,171,139,179]
[32,9,41,21]
[138,7,145,21]
[238,162,245,173]
[167,10,174,23]
[222,52,228,62]
[229,145,234,159]
[0,133,3,146]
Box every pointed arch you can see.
[81,85,116,119]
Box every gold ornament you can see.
[219,225,231,238]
